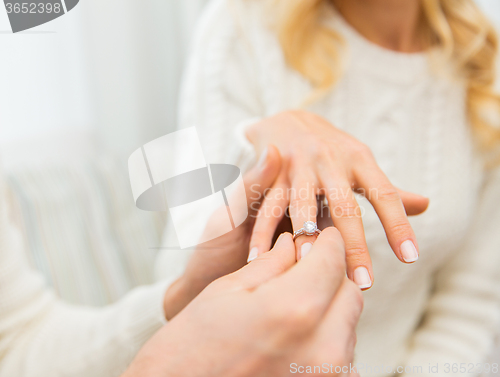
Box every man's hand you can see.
[163,145,282,320]
[124,228,363,377]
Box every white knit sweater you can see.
[157,1,500,376]
[0,175,170,376]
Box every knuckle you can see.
[357,142,373,156]
[266,303,292,330]
[376,184,401,203]
[292,138,329,159]
[332,198,358,218]
[311,140,330,155]
[344,243,368,261]
[267,303,317,339]
[274,294,323,328]
[286,299,322,329]
[389,220,412,238]
[351,141,373,160]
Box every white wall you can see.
[476,0,500,26]
[0,2,92,143]
[0,0,207,164]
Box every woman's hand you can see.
[163,146,282,320]
[246,110,429,289]
[124,229,363,377]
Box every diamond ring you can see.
[292,221,321,241]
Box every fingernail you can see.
[257,147,269,169]
[247,247,259,263]
[353,267,372,289]
[400,240,418,263]
[300,242,312,259]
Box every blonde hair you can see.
[273,0,500,163]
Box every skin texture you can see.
[246,111,429,289]
[124,229,363,377]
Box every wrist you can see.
[163,276,201,321]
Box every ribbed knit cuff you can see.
[124,278,177,347]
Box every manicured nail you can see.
[400,240,418,263]
[247,247,259,263]
[353,267,372,289]
[300,243,312,259]
[257,147,269,169]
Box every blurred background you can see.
[1,0,499,165]
[0,0,209,166]
[0,0,499,342]
[0,0,211,307]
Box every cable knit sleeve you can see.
[404,166,500,377]
[177,0,264,172]
[0,176,172,377]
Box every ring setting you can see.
[293,221,321,241]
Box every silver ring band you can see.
[293,221,321,241]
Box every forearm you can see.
[0,279,170,377]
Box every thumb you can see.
[397,188,429,216]
[243,145,282,216]
[230,232,296,290]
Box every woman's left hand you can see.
[245,110,429,290]
[163,146,282,320]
